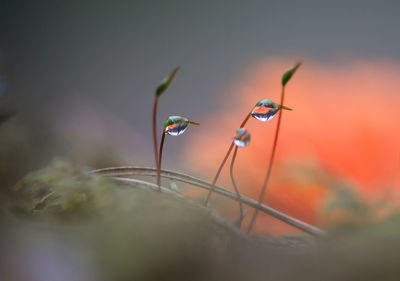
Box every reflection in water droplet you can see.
[165,123,188,136]
[252,107,279,121]
[164,116,189,136]
[251,99,280,122]
[234,128,251,147]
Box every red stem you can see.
[204,110,252,205]
[157,129,166,190]
[246,86,286,233]
[153,97,159,171]
[230,146,244,227]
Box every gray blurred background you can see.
[1,0,399,183]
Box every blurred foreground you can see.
[1,160,400,281]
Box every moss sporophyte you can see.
[246,61,301,233]
[93,60,323,236]
[151,62,300,232]
[230,128,251,227]
[153,66,180,191]
[92,61,322,235]
[157,116,200,190]
[203,98,292,208]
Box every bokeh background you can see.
[1,0,400,234]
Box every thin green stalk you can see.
[230,146,244,227]
[204,110,252,205]
[246,87,285,233]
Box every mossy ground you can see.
[2,160,400,281]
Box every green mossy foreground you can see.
[2,160,400,281]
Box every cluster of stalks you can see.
[204,62,301,233]
[91,61,324,236]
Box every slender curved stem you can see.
[152,97,159,181]
[152,66,180,190]
[247,86,286,234]
[157,129,166,191]
[230,146,244,227]
[205,142,234,202]
[90,166,324,236]
[204,110,253,205]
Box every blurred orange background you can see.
[183,58,400,235]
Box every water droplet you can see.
[251,99,280,121]
[234,128,250,147]
[169,182,181,193]
[164,116,189,136]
